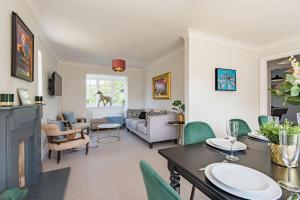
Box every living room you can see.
[2,0,300,200]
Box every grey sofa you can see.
[126,109,177,148]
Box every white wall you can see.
[185,30,260,137]
[0,0,60,156]
[144,49,184,110]
[60,62,144,119]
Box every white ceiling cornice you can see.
[187,28,259,52]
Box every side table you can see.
[168,121,185,145]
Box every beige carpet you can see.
[42,128,210,200]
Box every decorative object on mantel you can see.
[215,68,236,91]
[258,119,300,167]
[0,94,14,107]
[17,88,32,105]
[96,90,112,107]
[0,187,28,200]
[271,56,300,105]
[11,12,34,82]
[35,96,43,104]
[152,72,171,99]
[172,100,185,123]
[112,59,126,72]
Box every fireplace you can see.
[0,105,43,192]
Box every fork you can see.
[198,159,228,171]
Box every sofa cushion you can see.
[63,112,76,124]
[129,119,145,129]
[138,111,146,119]
[136,123,147,135]
[92,118,108,123]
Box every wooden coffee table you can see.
[97,123,121,143]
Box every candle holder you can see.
[35,96,43,104]
[0,94,14,107]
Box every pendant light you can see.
[112,59,126,72]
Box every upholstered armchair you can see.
[42,124,90,163]
[57,112,90,134]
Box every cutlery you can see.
[204,144,229,156]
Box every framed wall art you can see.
[152,72,171,99]
[11,12,34,82]
[215,68,236,91]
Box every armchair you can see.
[57,112,90,134]
[42,124,90,163]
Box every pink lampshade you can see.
[112,59,126,72]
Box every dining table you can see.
[158,136,300,200]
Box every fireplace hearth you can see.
[0,105,43,192]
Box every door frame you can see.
[260,49,300,115]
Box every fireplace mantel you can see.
[0,105,43,192]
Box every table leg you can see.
[168,161,180,194]
[170,171,180,193]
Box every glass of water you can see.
[268,116,280,125]
[226,121,239,161]
[297,113,300,125]
[278,131,300,192]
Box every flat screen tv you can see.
[48,72,62,96]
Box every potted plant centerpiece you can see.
[258,120,300,167]
[172,100,185,123]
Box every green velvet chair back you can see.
[184,121,216,145]
[139,160,181,200]
[258,115,268,127]
[229,119,251,136]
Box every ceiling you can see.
[25,0,300,68]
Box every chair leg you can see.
[48,150,51,159]
[87,127,90,135]
[85,143,89,155]
[57,151,61,164]
[190,186,195,200]
[174,139,178,144]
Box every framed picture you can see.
[215,68,237,91]
[11,12,34,82]
[17,88,32,105]
[152,72,171,99]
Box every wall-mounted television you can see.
[48,71,62,96]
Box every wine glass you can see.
[268,116,280,125]
[226,121,239,161]
[278,131,300,193]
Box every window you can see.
[86,74,127,107]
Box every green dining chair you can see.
[258,115,268,127]
[184,121,216,200]
[184,121,216,145]
[139,160,181,200]
[229,119,251,136]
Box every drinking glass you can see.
[226,121,239,161]
[297,113,300,125]
[278,131,300,192]
[268,116,280,125]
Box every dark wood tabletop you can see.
[158,136,300,200]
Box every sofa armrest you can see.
[147,114,177,142]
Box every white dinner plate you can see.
[206,138,247,151]
[211,163,269,192]
[205,163,282,200]
[248,132,269,142]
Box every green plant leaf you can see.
[279,81,293,93]
[286,96,300,105]
[291,86,300,96]
[286,74,296,85]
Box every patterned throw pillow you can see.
[127,109,144,118]
[145,110,167,126]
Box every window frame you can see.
[86,74,128,108]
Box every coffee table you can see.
[97,123,121,143]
